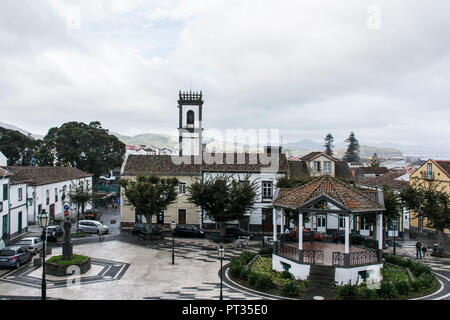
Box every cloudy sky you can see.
[1,0,449,155]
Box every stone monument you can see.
[62,220,73,260]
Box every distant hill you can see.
[0,121,43,140]
[111,132,178,149]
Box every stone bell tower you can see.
[178,90,203,156]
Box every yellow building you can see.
[409,159,450,233]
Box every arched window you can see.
[186,110,195,125]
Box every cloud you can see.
[0,0,449,155]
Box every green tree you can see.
[36,121,125,183]
[119,175,179,235]
[343,132,360,163]
[0,127,42,165]
[187,173,259,240]
[401,181,450,246]
[67,180,93,231]
[370,153,381,167]
[324,133,334,156]
[275,174,312,189]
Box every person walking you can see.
[416,240,423,259]
[0,236,5,250]
[422,242,428,259]
[98,222,104,241]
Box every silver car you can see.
[0,246,32,268]
[16,237,43,255]
[77,220,109,234]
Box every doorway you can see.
[178,209,186,225]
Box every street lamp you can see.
[38,209,49,301]
[170,221,176,265]
[217,245,225,300]
[393,218,397,256]
[261,212,266,248]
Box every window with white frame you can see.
[339,215,345,228]
[178,182,187,195]
[0,201,2,212]
[18,188,23,201]
[262,181,273,199]
[55,187,58,202]
[313,161,321,172]
[46,190,50,205]
[324,161,332,174]
[317,215,326,227]
[427,163,432,180]
[360,218,370,230]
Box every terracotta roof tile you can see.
[4,166,93,185]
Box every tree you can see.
[324,133,334,156]
[382,188,403,243]
[401,181,450,246]
[67,180,93,231]
[187,173,259,240]
[343,131,360,163]
[36,121,125,183]
[276,175,312,189]
[0,127,42,165]
[119,175,179,236]
[370,153,381,167]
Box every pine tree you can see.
[370,153,381,167]
[343,131,360,163]
[324,133,334,156]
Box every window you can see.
[18,188,23,201]
[46,190,50,205]
[2,184,7,201]
[324,161,332,174]
[361,218,370,230]
[339,215,345,228]
[55,188,58,202]
[178,182,187,195]
[0,201,2,212]
[262,181,273,199]
[427,163,432,180]
[317,215,326,227]
[186,110,195,125]
[313,161,321,172]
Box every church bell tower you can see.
[178,90,203,156]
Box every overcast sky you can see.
[1,0,449,155]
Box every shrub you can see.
[240,251,257,265]
[281,270,294,280]
[395,280,411,295]
[378,281,398,299]
[239,266,251,281]
[415,273,435,289]
[281,281,300,297]
[247,271,260,286]
[229,264,244,279]
[358,286,375,300]
[259,246,273,255]
[337,284,359,300]
[255,273,274,290]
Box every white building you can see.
[0,168,11,240]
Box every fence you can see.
[332,250,379,267]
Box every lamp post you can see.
[170,221,176,265]
[261,212,266,248]
[393,218,397,256]
[38,209,49,300]
[217,245,225,301]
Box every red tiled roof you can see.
[5,166,93,186]
[273,175,383,212]
[300,152,337,162]
[359,170,409,191]
[434,160,450,178]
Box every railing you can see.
[277,245,299,261]
[303,250,324,265]
[349,250,379,267]
[332,252,344,266]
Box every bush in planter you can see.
[239,251,256,265]
[247,271,260,286]
[259,246,273,255]
[240,266,251,282]
[358,286,375,300]
[395,280,412,295]
[229,264,244,279]
[378,281,398,299]
[281,270,294,280]
[255,273,274,290]
[337,284,359,300]
[281,281,300,297]
[415,273,435,289]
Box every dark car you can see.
[0,246,32,269]
[225,225,253,240]
[332,230,367,245]
[302,229,322,241]
[132,223,164,239]
[41,226,64,242]
[173,225,205,238]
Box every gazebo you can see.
[272,175,385,285]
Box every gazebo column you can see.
[376,212,384,263]
[280,209,285,243]
[298,212,303,263]
[344,215,350,267]
[273,208,279,253]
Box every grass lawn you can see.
[46,254,89,265]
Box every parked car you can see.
[302,229,322,241]
[83,210,99,220]
[77,220,109,234]
[225,225,253,240]
[132,223,164,239]
[16,237,43,255]
[0,246,32,269]
[332,230,367,245]
[173,225,205,238]
[41,226,64,242]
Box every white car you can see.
[77,220,109,234]
[16,237,43,255]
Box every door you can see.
[50,204,55,220]
[18,212,22,234]
[262,208,273,232]
[317,214,327,233]
[178,209,186,225]
[2,215,7,240]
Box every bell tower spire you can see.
[178,90,204,156]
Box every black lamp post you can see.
[261,212,266,248]
[38,209,49,300]
[171,221,176,265]
[393,218,397,256]
[217,245,225,300]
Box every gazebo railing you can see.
[303,250,324,265]
[332,252,344,266]
[277,244,299,261]
[277,244,324,265]
[332,250,379,267]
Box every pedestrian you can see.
[284,227,290,242]
[416,240,422,259]
[422,242,428,259]
[0,236,5,250]
[98,222,104,241]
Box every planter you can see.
[45,255,91,277]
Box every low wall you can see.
[335,264,383,286]
[272,254,310,280]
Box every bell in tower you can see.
[178,90,204,156]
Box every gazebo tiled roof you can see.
[273,175,384,213]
